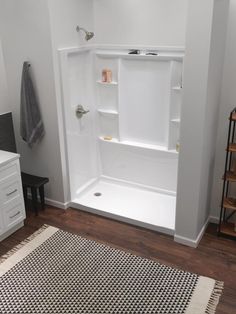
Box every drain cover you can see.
[94,192,102,197]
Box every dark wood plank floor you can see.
[0,206,235,314]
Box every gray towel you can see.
[20,62,45,147]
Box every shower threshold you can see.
[72,177,176,236]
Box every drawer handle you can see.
[6,189,18,196]
[10,211,21,219]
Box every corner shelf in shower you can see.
[172,86,182,91]
[96,80,118,86]
[171,118,181,123]
[99,136,178,154]
[97,109,119,115]
[167,60,183,151]
[99,136,119,142]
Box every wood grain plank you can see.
[0,205,235,314]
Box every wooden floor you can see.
[0,205,236,314]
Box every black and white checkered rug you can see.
[0,226,223,314]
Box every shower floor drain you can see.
[94,192,102,197]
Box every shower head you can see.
[76,26,94,41]
[85,31,94,41]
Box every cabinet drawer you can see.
[3,197,25,231]
[0,175,21,204]
[0,162,18,183]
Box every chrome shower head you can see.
[85,31,94,41]
[76,26,94,41]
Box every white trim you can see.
[209,215,219,224]
[174,217,210,248]
[26,192,70,210]
[45,197,70,210]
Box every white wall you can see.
[48,0,94,49]
[0,39,9,113]
[211,0,236,219]
[93,0,188,47]
[175,0,229,246]
[0,0,65,204]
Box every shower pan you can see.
[59,47,184,235]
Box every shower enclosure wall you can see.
[60,47,184,235]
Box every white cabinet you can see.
[0,151,26,241]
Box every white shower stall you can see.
[60,47,183,235]
[53,0,229,245]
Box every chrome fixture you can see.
[76,105,90,119]
[76,26,94,41]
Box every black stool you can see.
[21,172,49,215]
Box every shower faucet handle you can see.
[76,104,90,119]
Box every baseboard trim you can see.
[26,192,70,210]
[45,198,70,210]
[174,217,210,248]
[209,215,219,224]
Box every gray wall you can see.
[0,0,65,204]
[0,39,9,113]
[211,0,236,220]
[93,0,188,47]
[175,0,229,245]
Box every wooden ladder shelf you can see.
[218,108,236,239]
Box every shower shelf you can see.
[99,136,178,154]
[96,51,184,62]
[99,136,119,143]
[97,109,119,115]
[96,80,118,86]
[171,118,180,123]
[172,86,182,91]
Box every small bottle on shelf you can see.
[102,69,112,83]
[102,69,107,82]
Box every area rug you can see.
[0,225,223,314]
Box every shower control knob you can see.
[76,105,90,119]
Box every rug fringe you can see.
[205,280,224,314]
[0,224,50,265]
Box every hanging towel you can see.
[20,62,45,147]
